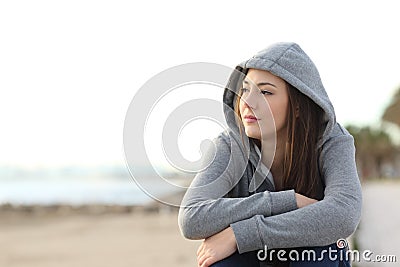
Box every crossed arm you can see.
[195,194,317,267]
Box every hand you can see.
[197,226,237,267]
[295,193,318,208]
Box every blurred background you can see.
[1,1,399,266]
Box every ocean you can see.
[0,165,186,206]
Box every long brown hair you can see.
[234,74,325,200]
[282,83,324,200]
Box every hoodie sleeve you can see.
[178,132,298,240]
[230,126,363,253]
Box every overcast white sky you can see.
[1,0,399,167]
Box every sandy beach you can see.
[356,180,400,266]
[0,207,201,267]
[1,180,399,267]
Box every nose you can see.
[241,90,257,109]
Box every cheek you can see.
[271,99,288,124]
[238,99,245,113]
[277,101,289,124]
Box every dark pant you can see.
[209,250,260,267]
[210,243,351,267]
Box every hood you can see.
[223,42,336,149]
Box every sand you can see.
[1,180,399,267]
[356,180,400,266]
[0,209,201,267]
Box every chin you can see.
[244,129,261,140]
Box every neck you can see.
[260,136,287,189]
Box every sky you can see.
[1,0,399,168]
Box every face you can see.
[239,69,289,141]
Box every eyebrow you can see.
[243,80,277,88]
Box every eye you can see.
[261,90,273,95]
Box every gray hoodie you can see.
[178,42,362,254]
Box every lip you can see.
[243,115,259,123]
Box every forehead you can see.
[244,69,286,86]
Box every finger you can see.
[197,243,204,256]
[197,252,209,267]
[201,257,214,267]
